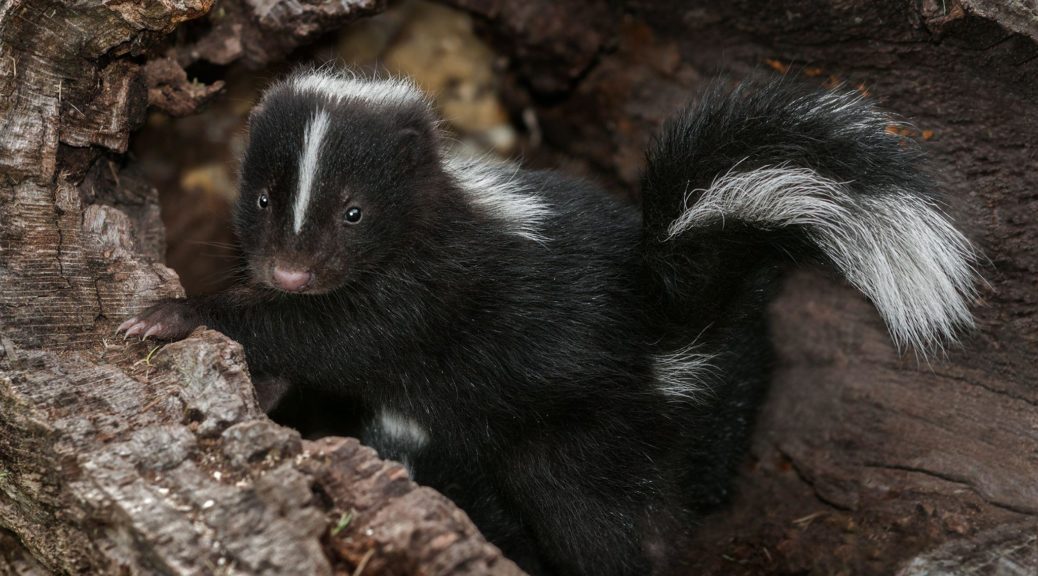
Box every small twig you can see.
[140,396,164,413]
[792,511,826,527]
[144,345,162,366]
[108,160,120,188]
[352,548,375,576]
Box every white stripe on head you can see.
[444,154,554,244]
[289,69,427,108]
[667,165,978,353]
[294,109,331,235]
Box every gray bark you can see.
[0,1,522,574]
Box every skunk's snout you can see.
[272,265,313,292]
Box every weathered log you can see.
[0,0,521,574]
[442,0,1038,572]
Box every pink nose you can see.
[272,266,313,291]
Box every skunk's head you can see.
[235,70,443,294]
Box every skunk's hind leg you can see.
[491,422,684,576]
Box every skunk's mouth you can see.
[269,283,337,296]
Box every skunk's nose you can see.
[272,266,313,292]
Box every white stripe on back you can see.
[294,109,331,234]
[444,154,554,244]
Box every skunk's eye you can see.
[345,207,362,224]
[257,193,269,209]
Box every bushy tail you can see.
[641,79,978,353]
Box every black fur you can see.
[120,72,975,576]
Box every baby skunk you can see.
[119,70,977,576]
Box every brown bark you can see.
[0,1,521,574]
[443,0,1038,573]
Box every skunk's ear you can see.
[393,121,439,171]
[246,98,267,128]
[248,100,265,122]
[398,126,422,141]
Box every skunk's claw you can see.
[116,300,201,342]
[116,317,140,334]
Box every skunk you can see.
[118,70,977,576]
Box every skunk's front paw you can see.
[117,300,202,341]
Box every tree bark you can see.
[0,1,521,574]
[443,0,1038,573]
